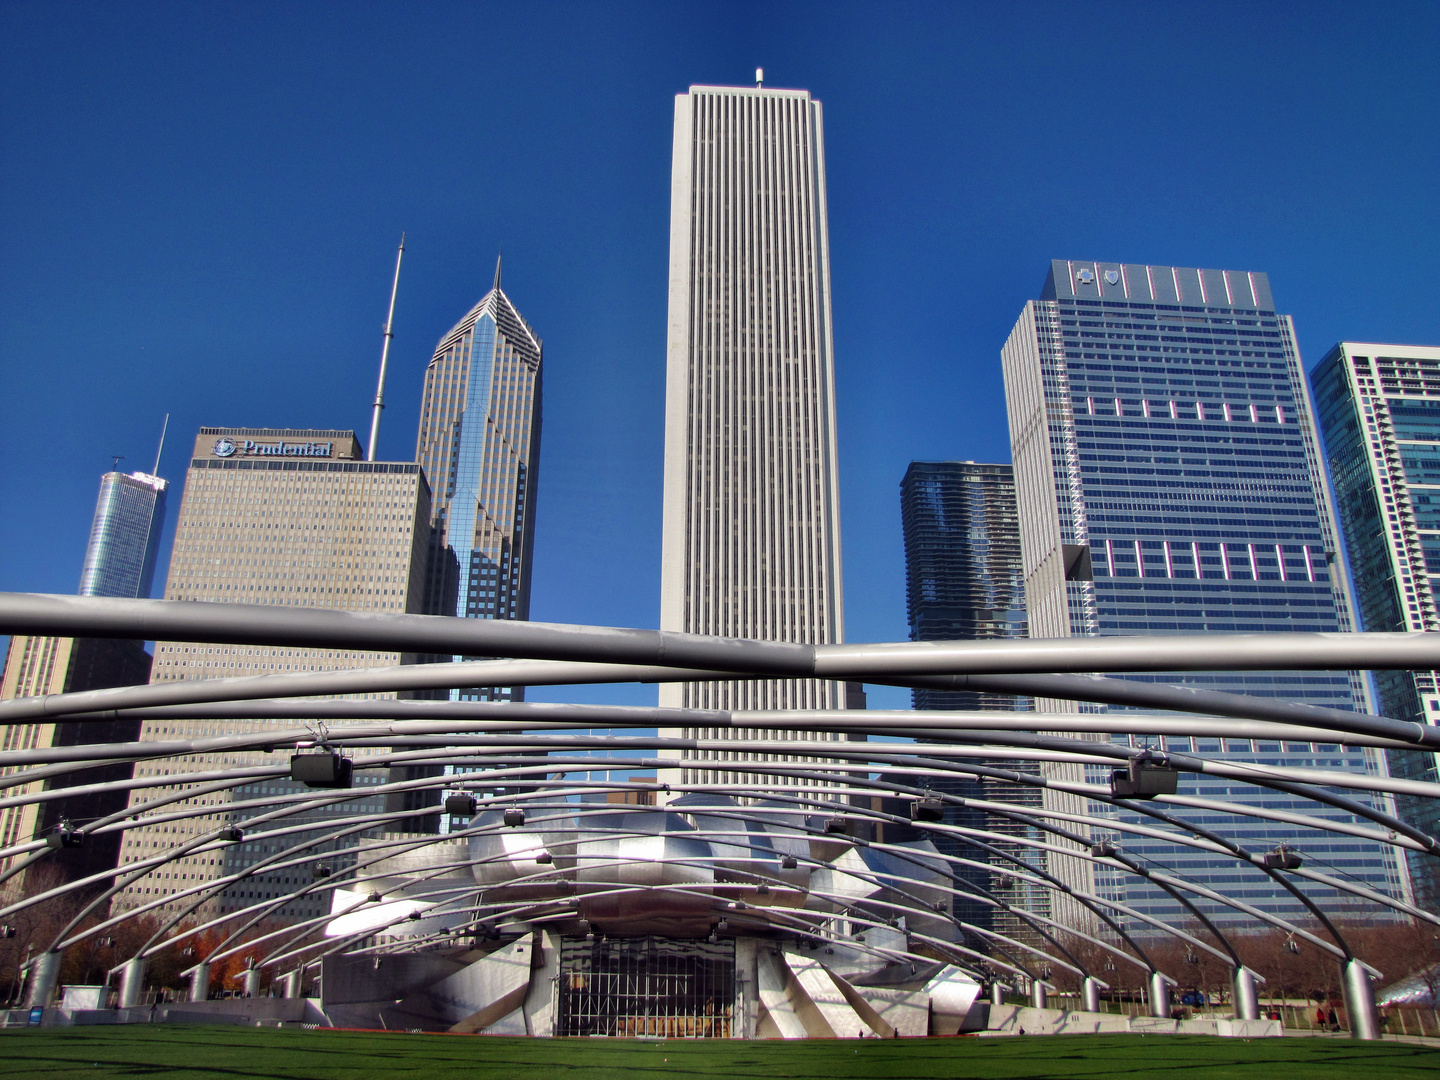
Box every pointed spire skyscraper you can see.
[416,262,542,701]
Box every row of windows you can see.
[191,458,421,475]
[1089,514,1333,541]
[1076,398,1291,424]
[1055,299,1277,318]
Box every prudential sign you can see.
[212,438,333,459]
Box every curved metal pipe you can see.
[6,591,1440,689]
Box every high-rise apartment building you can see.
[1312,342,1440,907]
[112,428,432,920]
[1000,261,1405,929]
[1,466,165,880]
[900,462,1028,711]
[658,83,847,793]
[415,261,542,703]
[899,461,1039,937]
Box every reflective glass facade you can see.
[79,470,167,598]
[900,461,1028,711]
[416,264,542,704]
[1312,342,1440,908]
[1002,261,1405,931]
[900,462,1040,937]
[0,467,165,879]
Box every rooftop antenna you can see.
[755,67,764,87]
[110,455,124,472]
[152,413,169,475]
[367,234,406,462]
[493,249,502,293]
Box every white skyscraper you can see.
[659,82,847,785]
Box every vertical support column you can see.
[1342,959,1381,1041]
[731,936,757,1039]
[1148,972,1171,1019]
[243,968,261,998]
[1081,976,1102,1013]
[117,957,147,1009]
[282,970,302,999]
[1232,966,1260,1020]
[24,950,62,1008]
[188,961,210,1002]
[990,982,1006,1007]
[1030,980,1048,1009]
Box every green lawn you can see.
[2,1026,1437,1080]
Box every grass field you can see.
[2,1026,1438,1080]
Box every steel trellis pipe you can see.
[8,737,1416,938]
[0,685,1422,1008]
[7,591,1440,678]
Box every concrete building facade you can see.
[0,636,151,879]
[111,427,433,920]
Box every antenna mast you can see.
[367,234,405,462]
[152,413,169,475]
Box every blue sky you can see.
[2,2,1437,709]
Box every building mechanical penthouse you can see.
[657,81,853,792]
[1313,343,1440,909]
[110,428,433,920]
[1001,262,1407,931]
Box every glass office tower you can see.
[78,470,168,598]
[0,465,165,882]
[1312,342,1440,908]
[1000,261,1406,930]
[415,259,542,703]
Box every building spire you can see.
[152,412,169,475]
[493,250,502,293]
[366,233,406,462]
